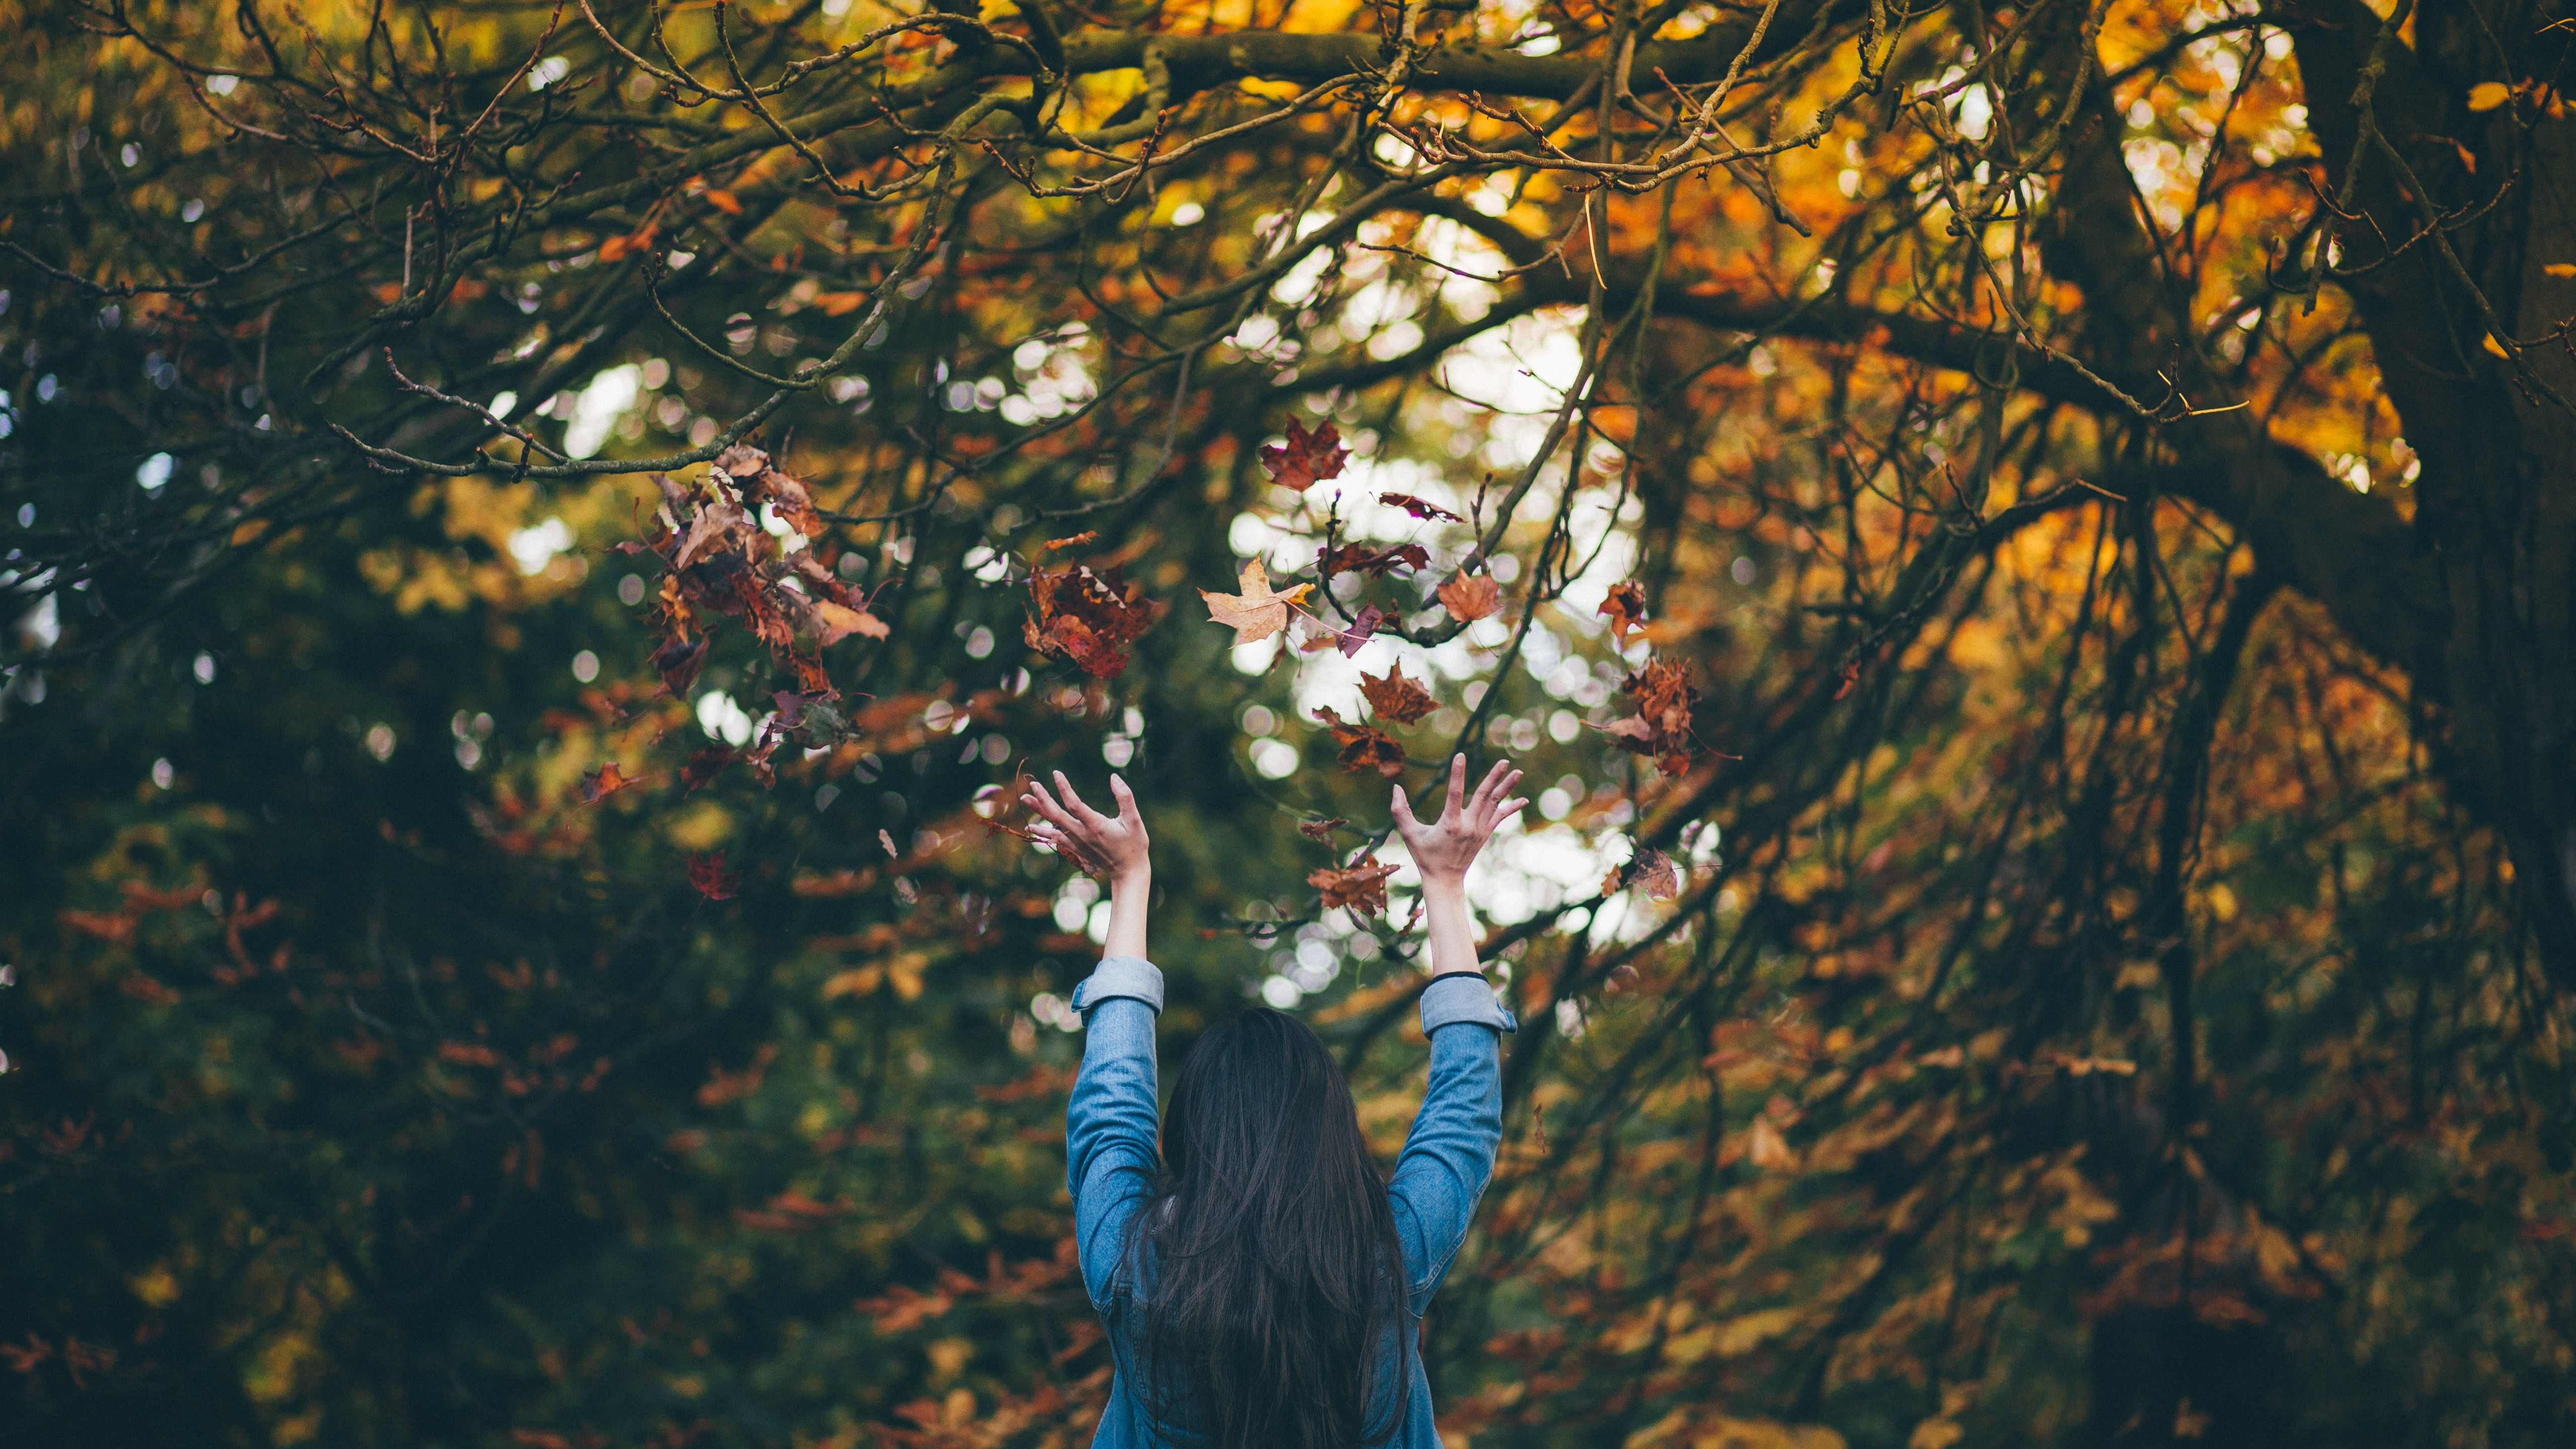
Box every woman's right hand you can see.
[1392,755,1525,889]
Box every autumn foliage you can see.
[6,0,2576,1446]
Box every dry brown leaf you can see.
[1437,571,1502,622]
[1313,706,1407,778]
[1358,660,1437,725]
[1310,858,1400,916]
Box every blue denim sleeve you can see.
[1066,955,1164,1312]
[1388,973,1516,1315]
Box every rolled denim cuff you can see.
[1421,973,1517,1034]
[1069,955,1164,1016]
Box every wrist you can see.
[1109,863,1152,892]
[1416,871,1468,897]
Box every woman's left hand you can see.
[1023,771,1151,882]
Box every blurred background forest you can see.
[4,0,2574,1444]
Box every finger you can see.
[1023,783,1083,835]
[1055,770,1110,827]
[1391,783,1419,831]
[1493,795,1529,829]
[1109,773,1141,823]
[1441,754,1468,823]
[1471,760,1513,818]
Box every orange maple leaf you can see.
[581,762,643,803]
[1310,857,1400,915]
[1436,571,1502,622]
[1359,660,1437,725]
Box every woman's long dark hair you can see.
[1121,1007,1409,1449]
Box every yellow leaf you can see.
[822,967,881,999]
[1908,1420,1965,1449]
[2465,82,2511,112]
[1711,1307,1800,1357]
[2483,334,2511,358]
[811,599,890,646]
[1747,1117,1797,1169]
[2544,264,2576,278]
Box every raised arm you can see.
[1385,756,1526,1312]
[1028,773,1161,1311]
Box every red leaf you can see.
[1337,603,1386,659]
[1258,419,1349,492]
[652,635,710,696]
[1312,706,1408,778]
[1026,563,1162,678]
[1318,541,1429,579]
[681,746,736,792]
[688,852,742,901]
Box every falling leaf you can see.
[1599,658,1703,776]
[1338,603,1386,658]
[1309,857,1400,915]
[1436,571,1501,622]
[2466,81,2512,112]
[810,598,890,646]
[1200,558,1312,645]
[1380,493,1463,522]
[1747,1117,1796,1169]
[2483,334,2511,358]
[703,188,745,215]
[1258,419,1349,492]
[582,762,643,803]
[1633,849,1682,900]
[1599,580,1649,643]
[1319,541,1429,579]
[1298,816,1348,841]
[2544,263,2576,278]
[597,225,658,262]
[1359,661,1437,725]
[688,852,742,900]
[812,290,869,316]
[1026,562,1162,678]
[1312,706,1407,778]
[681,745,736,792]
[1045,531,1097,550]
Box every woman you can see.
[1022,755,1526,1449]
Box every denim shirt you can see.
[1065,957,1518,1448]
